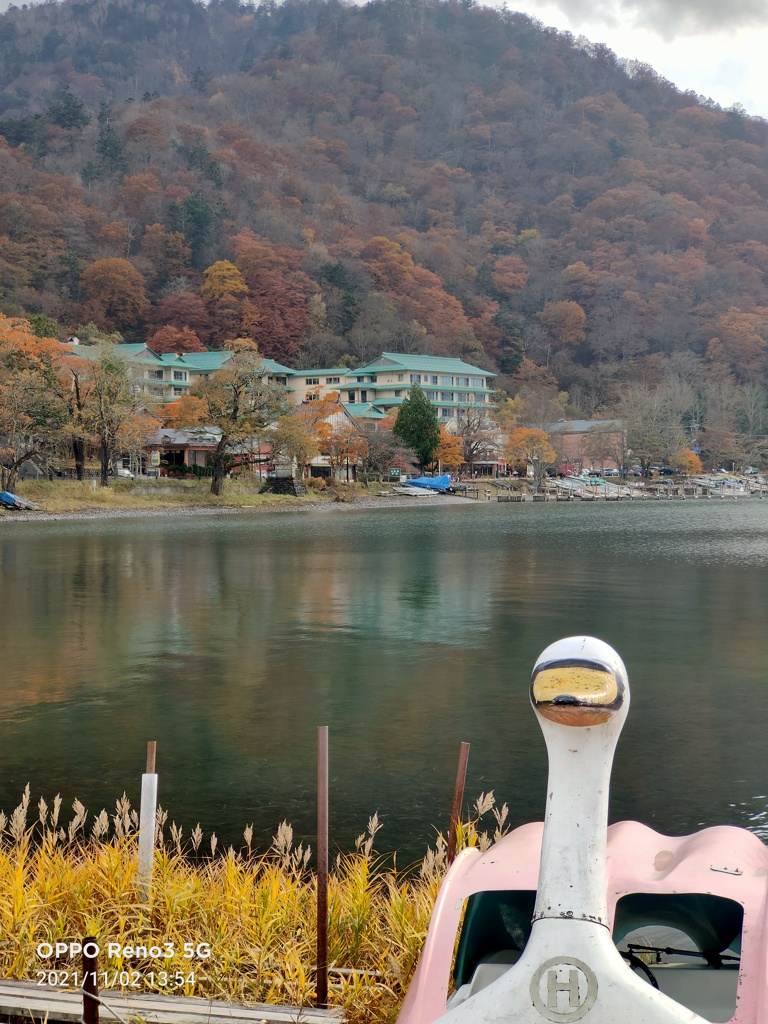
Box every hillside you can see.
[1,0,768,412]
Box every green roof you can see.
[350,353,495,377]
[119,343,154,355]
[371,396,406,407]
[158,352,232,370]
[63,342,152,360]
[343,403,386,419]
[262,359,294,375]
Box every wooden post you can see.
[137,741,158,901]
[446,741,471,865]
[82,936,99,1024]
[316,726,329,1009]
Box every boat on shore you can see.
[398,636,768,1024]
[393,485,436,496]
[0,491,39,511]
[401,475,452,493]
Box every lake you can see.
[1,499,768,863]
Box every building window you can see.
[471,377,483,387]
[410,374,421,384]
[440,408,451,418]
[440,375,453,386]
[148,369,164,380]
[431,375,438,385]
[325,377,340,384]
[440,391,454,402]
[394,390,402,397]
[306,377,320,386]
[397,374,404,382]
[348,391,356,402]
[369,375,377,383]
[173,386,184,397]
[173,370,187,382]
[424,390,438,400]
[475,393,486,403]
[360,390,368,402]
[456,376,470,387]
[306,393,319,401]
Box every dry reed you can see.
[0,788,509,1024]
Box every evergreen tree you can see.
[46,86,90,130]
[94,102,125,175]
[27,313,58,339]
[392,384,441,470]
[169,193,219,269]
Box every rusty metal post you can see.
[316,726,329,1008]
[446,741,471,865]
[82,936,99,1024]
[137,741,158,901]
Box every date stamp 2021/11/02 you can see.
[35,939,211,989]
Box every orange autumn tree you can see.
[669,449,703,475]
[80,258,150,332]
[272,389,344,478]
[432,426,464,470]
[158,396,208,429]
[506,427,556,485]
[0,315,68,490]
[316,421,369,479]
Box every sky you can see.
[0,0,766,119]
[489,0,768,118]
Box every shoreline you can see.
[0,492,475,523]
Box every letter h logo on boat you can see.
[530,957,598,1022]
[548,968,579,1010]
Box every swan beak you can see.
[531,661,624,727]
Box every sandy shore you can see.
[0,492,475,523]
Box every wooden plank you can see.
[0,980,342,1024]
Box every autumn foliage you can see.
[2,0,768,418]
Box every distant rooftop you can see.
[349,353,495,377]
[342,403,386,419]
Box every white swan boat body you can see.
[398,637,768,1024]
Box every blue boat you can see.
[403,475,452,492]
[0,491,39,510]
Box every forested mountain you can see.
[2,0,768,413]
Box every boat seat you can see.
[635,964,739,1023]
[452,889,536,989]
[447,950,521,1009]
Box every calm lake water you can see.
[2,500,768,862]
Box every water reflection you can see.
[1,501,768,859]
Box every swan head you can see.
[530,635,629,728]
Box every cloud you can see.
[552,0,768,39]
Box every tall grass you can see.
[0,788,509,1024]
[12,480,312,513]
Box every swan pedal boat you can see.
[398,637,768,1024]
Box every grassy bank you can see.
[7,479,322,514]
[0,790,506,1024]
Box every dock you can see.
[0,979,342,1024]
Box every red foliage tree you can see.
[145,293,214,347]
[148,325,207,354]
[232,229,311,363]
